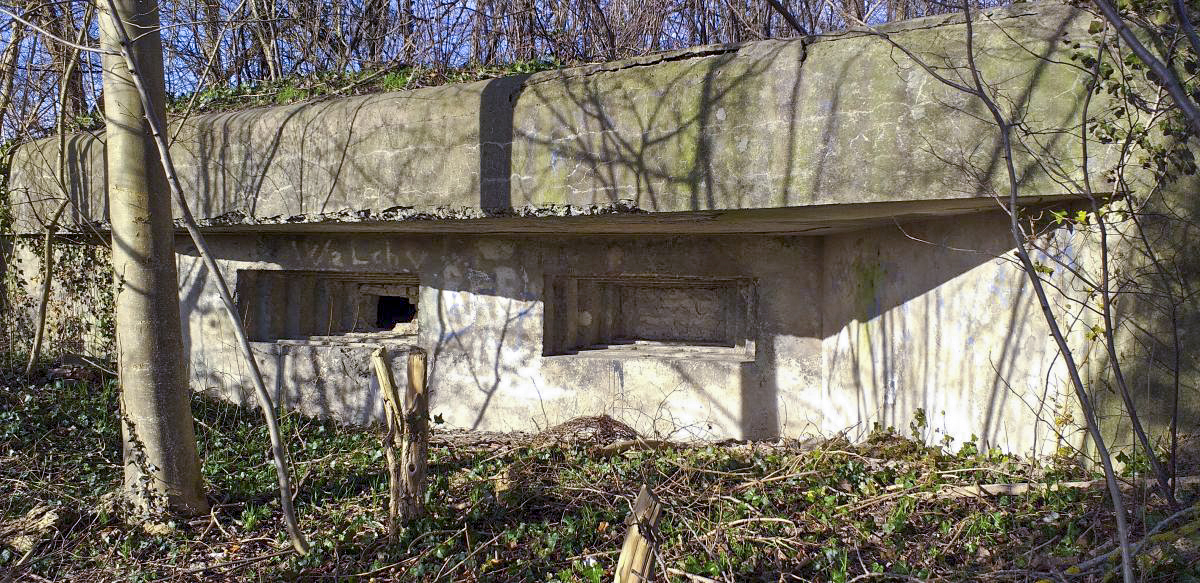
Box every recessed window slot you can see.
[236,270,419,342]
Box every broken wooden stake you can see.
[371,346,429,534]
[615,484,663,583]
[401,349,430,520]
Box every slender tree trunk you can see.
[203,0,224,83]
[247,0,279,81]
[0,18,26,133]
[25,2,93,378]
[23,200,66,378]
[103,0,308,551]
[45,1,87,122]
[99,0,208,516]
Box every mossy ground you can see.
[0,361,1196,582]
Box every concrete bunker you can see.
[6,3,1192,457]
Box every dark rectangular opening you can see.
[377,296,417,329]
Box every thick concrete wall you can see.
[171,225,1119,456]
[6,3,1104,234]
[821,213,1092,456]
[180,233,822,439]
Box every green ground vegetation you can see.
[0,362,1197,582]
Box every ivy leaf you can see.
[1088,19,1105,34]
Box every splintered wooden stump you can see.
[371,346,429,533]
[615,484,663,583]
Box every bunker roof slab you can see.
[6,2,1104,236]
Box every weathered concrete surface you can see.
[821,213,1090,456]
[9,1,1184,457]
[179,234,821,440]
[7,3,1103,234]
[166,223,1110,457]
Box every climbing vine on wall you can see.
[1,135,114,368]
[0,234,114,367]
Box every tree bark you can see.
[44,1,87,122]
[247,0,280,81]
[0,16,26,133]
[202,0,225,83]
[102,0,308,551]
[399,350,429,520]
[372,346,428,532]
[23,199,67,378]
[99,0,208,516]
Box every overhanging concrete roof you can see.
[173,195,1079,235]
[6,2,1105,235]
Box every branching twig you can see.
[24,2,94,378]
[1091,0,1200,134]
[830,3,1139,580]
[23,198,68,377]
[765,0,809,35]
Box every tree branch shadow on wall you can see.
[173,36,1003,444]
[122,7,1200,450]
[499,45,787,439]
[820,213,1068,453]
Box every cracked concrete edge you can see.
[29,200,649,235]
[192,199,650,227]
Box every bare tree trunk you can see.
[99,0,208,516]
[0,17,26,132]
[25,2,93,378]
[45,1,87,122]
[247,0,280,81]
[360,0,388,65]
[102,0,309,552]
[1076,42,1177,511]
[23,199,66,377]
[399,350,428,520]
[204,0,224,82]
[372,347,428,531]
